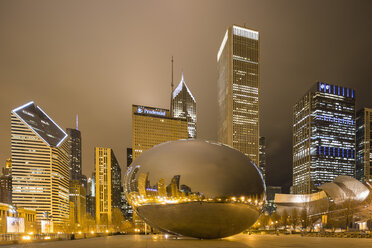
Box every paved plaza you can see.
[3,234,372,248]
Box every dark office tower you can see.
[356,108,372,182]
[86,175,95,218]
[80,174,87,191]
[127,148,133,167]
[111,153,122,210]
[293,82,356,194]
[172,73,197,138]
[217,25,260,166]
[120,187,133,221]
[264,186,282,214]
[259,137,266,183]
[66,128,82,181]
[0,158,12,204]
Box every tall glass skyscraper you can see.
[293,82,355,194]
[356,108,372,182]
[172,73,197,138]
[217,25,260,166]
[66,128,82,181]
[11,101,70,230]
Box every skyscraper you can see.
[66,128,82,181]
[356,108,372,182]
[69,180,86,228]
[259,137,266,183]
[95,147,121,226]
[86,175,96,218]
[217,25,260,166]
[293,82,355,194]
[132,105,188,159]
[126,148,133,167]
[0,158,12,204]
[172,73,197,138]
[11,101,70,229]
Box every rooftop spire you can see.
[76,114,79,130]
[170,56,174,117]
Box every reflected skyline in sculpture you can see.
[124,139,265,239]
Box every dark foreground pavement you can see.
[3,234,372,248]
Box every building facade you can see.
[94,147,121,226]
[132,105,188,159]
[66,128,82,181]
[293,82,355,194]
[11,101,70,229]
[356,108,372,182]
[0,159,12,204]
[217,25,260,166]
[0,203,36,234]
[264,186,282,214]
[126,148,132,167]
[172,73,197,138]
[259,137,266,182]
[86,175,95,218]
[69,180,86,228]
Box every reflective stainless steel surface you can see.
[275,175,372,223]
[124,139,266,239]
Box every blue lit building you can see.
[292,82,356,194]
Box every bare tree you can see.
[290,208,299,229]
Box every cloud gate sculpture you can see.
[124,140,266,239]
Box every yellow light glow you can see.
[22,235,31,241]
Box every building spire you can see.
[76,114,79,130]
[170,56,174,117]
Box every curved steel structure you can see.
[124,139,266,239]
[275,176,372,221]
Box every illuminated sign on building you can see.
[7,217,25,233]
[137,107,166,117]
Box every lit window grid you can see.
[11,113,69,227]
[132,113,188,160]
[293,83,355,194]
[94,147,120,225]
[356,108,372,182]
[172,84,197,139]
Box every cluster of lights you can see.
[129,192,264,207]
[21,235,31,241]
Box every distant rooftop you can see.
[172,73,196,102]
[12,101,68,147]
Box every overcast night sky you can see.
[0,0,371,192]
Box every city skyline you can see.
[1,1,372,192]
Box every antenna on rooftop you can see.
[76,114,79,130]
[170,56,174,117]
